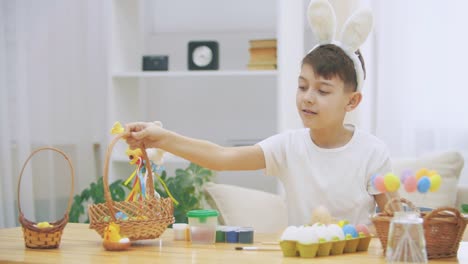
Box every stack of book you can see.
[247,39,277,70]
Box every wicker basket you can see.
[372,197,468,259]
[17,147,75,249]
[88,134,174,240]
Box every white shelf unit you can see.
[106,0,306,193]
[112,70,277,78]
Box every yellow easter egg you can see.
[384,173,400,192]
[428,170,438,177]
[338,220,349,228]
[37,222,53,228]
[429,174,442,192]
[415,168,430,180]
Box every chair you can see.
[204,182,288,233]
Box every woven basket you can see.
[88,134,174,240]
[17,147,75,249]
[372,197,468,259]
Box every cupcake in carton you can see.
[328,224,346,255]
[279,226,300,257]
[356,224,372,251]
[296,226,319,258]
[342,224,360,253]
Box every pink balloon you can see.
[400,169,413,184]
[374,175,387,193]
[404,175,418,192]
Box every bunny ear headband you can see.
[307,0,373,91]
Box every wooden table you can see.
[1,223,467,263]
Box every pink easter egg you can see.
[374,175,387,193]
[355,224,370,236]
[404,175,418,192]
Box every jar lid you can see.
[187,209,219,218]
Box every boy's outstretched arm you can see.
[124,121,266,171]
[374,192,401,214]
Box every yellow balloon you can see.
[384,173,400,192]
[415,168,430,180]
[429,174,442,192]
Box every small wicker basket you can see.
[17,147,75,249]
[372,197,468,259]
[88,134,174,240]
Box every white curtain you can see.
[367,1,468,183]
[0,0,107,228]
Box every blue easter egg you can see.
[417,176,431,193]
[342,224,358,238]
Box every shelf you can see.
[112,70,277,78]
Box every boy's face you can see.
[296,63,358,130]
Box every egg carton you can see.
[279,236,372,258]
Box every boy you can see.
[124,1,394,225]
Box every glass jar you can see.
[386,211,428,263]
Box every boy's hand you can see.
[124,121,166,149]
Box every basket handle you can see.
[103,133,155,221]
[424,207,466,226]
[17,147,75,218]
[384,197,419,216]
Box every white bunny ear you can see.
[307,0,336,45]
[339,8,373,52]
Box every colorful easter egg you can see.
[429,174,442,192]
[417,176,431,193]
[404,175,418,192]
[374,175,387,193]
[297,226,319,244]
[415,168,430,180]
[280,226,299,241]
[327,224,345,240]
[342,224,358,238]
[355,224,370,237]
[384,173,400,192]
[338,220,349,228]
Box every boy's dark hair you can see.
[302,44,366,92]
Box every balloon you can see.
[429,174,442,192]
[415,168,430,180]
[400,169,413,184]
[370,173,379,189]
[404,175,418,192]
[417,176,431,193]
[428,170,438,177]
[374,175,387,193]
[384,173,400,192]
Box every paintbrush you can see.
[235,246,281,251]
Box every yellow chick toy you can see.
[103,222,130,251]
[36,221,53,228]
[110,121,125,135]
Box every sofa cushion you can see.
[393,151,464,209]
[204,182,288,233]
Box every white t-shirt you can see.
[258,125,391,226]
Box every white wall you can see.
[1,0,108,224]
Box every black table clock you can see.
[188,41,219,70]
